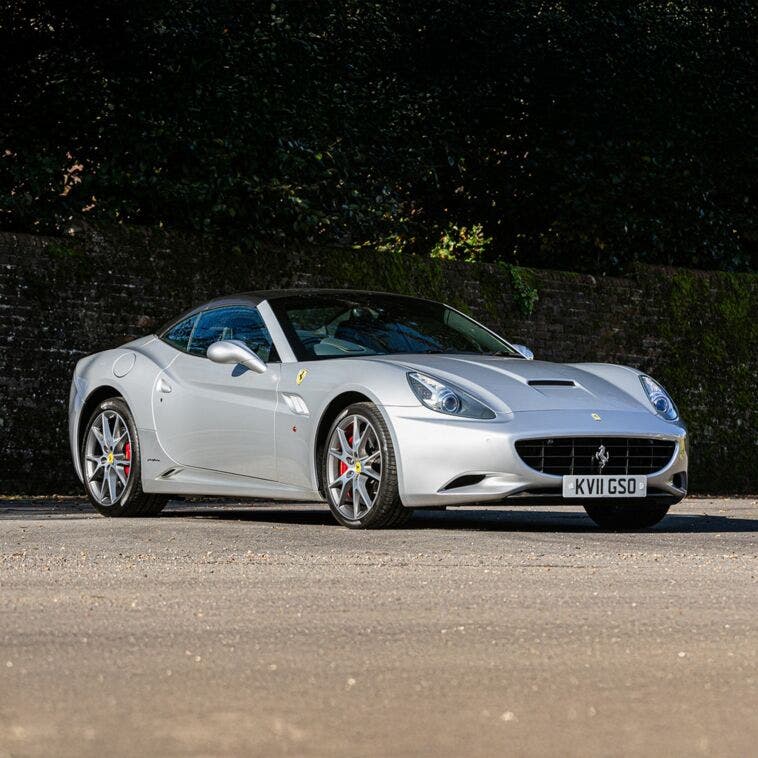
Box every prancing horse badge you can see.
[296,369,308,385]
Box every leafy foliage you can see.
[504,264,540,318]
[430,224,491,263]
[1,1,755,272]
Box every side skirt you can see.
[138,428,323,501]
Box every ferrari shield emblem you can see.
[591,412,602,421]
[296,369,308,385]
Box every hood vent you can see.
[528,379,576,387]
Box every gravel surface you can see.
[1,497,756,757]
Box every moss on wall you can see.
[655,270,757,492]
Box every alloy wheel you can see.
[327,414,382,520]
[84,410,133,505]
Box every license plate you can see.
[562,475,646,498]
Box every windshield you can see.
[269,293,521,361]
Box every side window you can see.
[188,307,277,362]
[162,314,198,352]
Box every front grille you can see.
[515,437,676,476]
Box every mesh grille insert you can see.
[515,437,676,476]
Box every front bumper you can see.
[384,407,688,507]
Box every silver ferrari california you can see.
[69,290,688,529]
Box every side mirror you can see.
[512,344,534,360]
[207,339,267,374]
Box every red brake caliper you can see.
[124,442,131,477]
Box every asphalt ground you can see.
[0,496,756,757]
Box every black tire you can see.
[321,402,412,529]
[80,397,167,517]
[583,501,671,530]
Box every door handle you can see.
[157,377,172,394]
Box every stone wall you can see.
[1,226,755,494]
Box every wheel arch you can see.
[77,385,124,454]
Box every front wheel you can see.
[583,501,671,530]
[80,397,167,517]
[321,402,412,528]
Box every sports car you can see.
[69,289,688,529]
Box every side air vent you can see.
[528,379,576,387]
[443,474,486,490]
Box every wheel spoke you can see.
[106,468,117,503]
[352,483,360,519]
[329,471,351,506]
[356,478,373,508]
[362,467,380,482]
[336,427,351,456]
[99,473,108,501]
[111,416,129,447]
[91,426,106,452]
[362,450,380,466]
[114,466,127,485]
[351,416,362,454]
[101,413,114,448]
[88,462,104,481]
[328,447,350,464]
[360,427,375,457]
[335,477,350,506]
[329,470,350,489]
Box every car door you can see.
[153,306,280,480]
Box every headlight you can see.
[407,372,495,419]
[640,375,678,421]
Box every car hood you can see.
[384,355,647,414]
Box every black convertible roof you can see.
[210,288,429,307]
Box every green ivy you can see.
[507,265,540,318]
[655,270,757,492]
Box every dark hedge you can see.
[1,1,756,272]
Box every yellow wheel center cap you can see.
[353,460,362,474]
[107,452,114,465]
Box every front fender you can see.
[567,363,685,429]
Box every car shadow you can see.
[159,504,757,533]
[1,499,755,533]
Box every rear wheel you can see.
[322,402,412,529]
[583,501,671,530]
[80,397,167,517]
